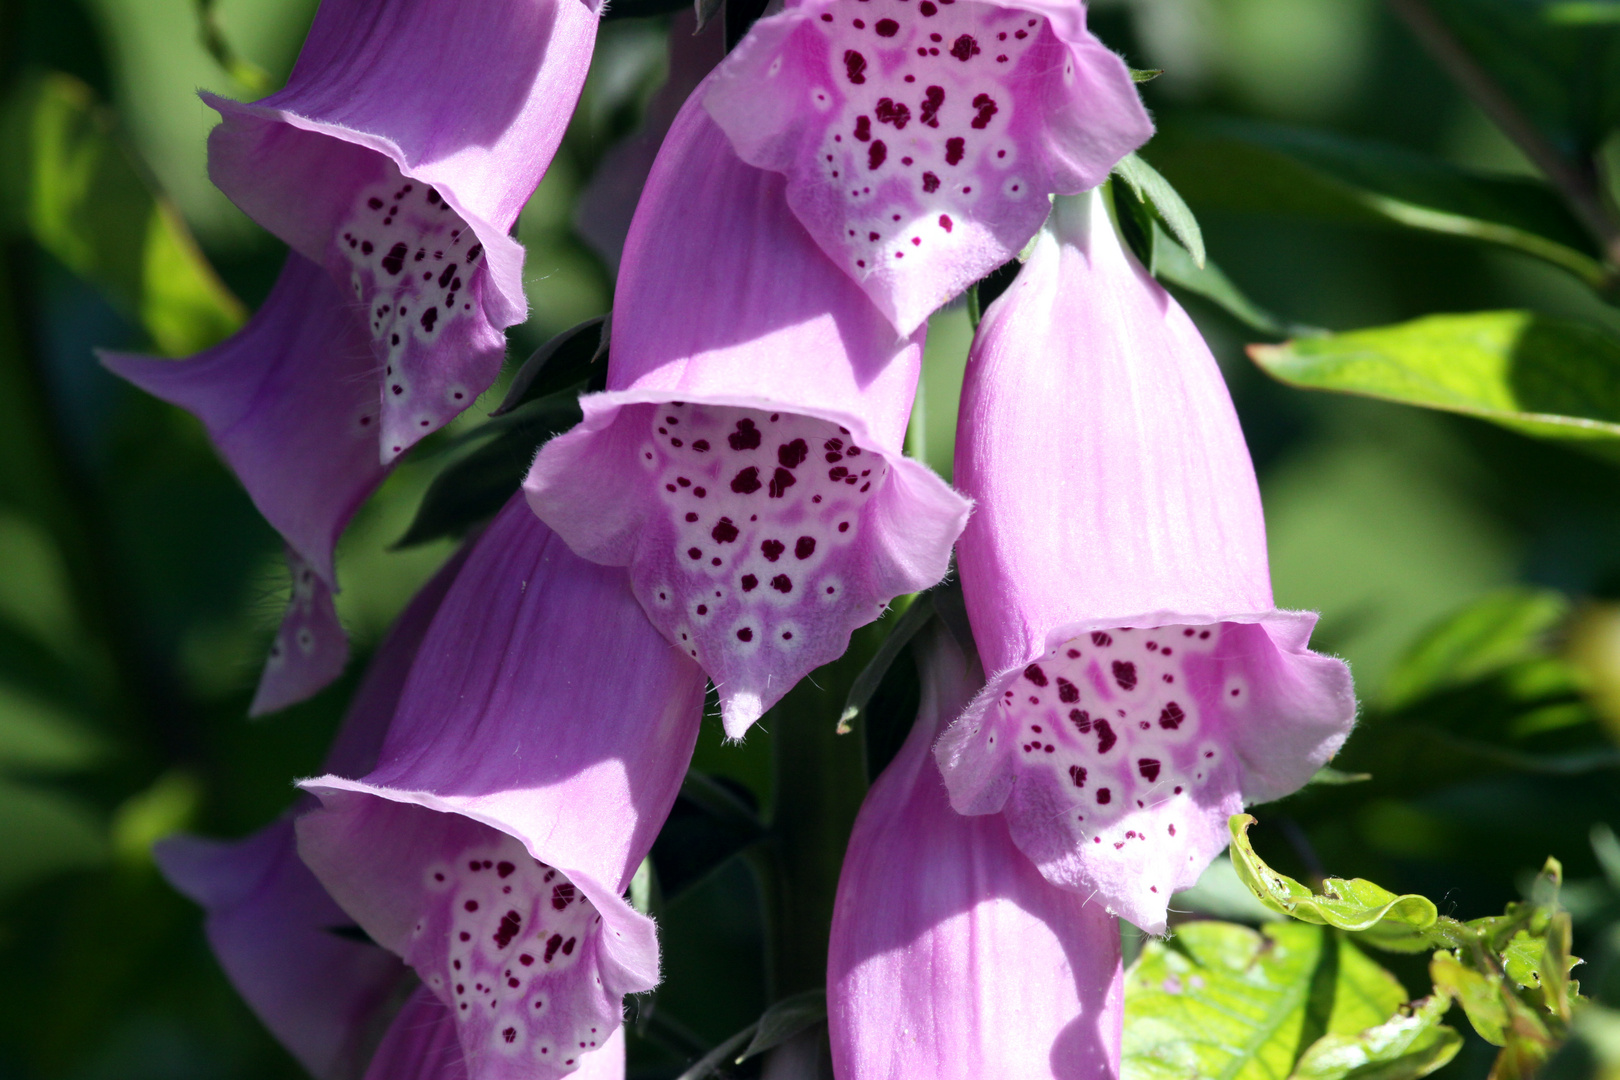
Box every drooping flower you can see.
[103,255,385,713]
[705,0,1153,334]
[154,544,467,1078]
[297,495,707,1078]
[526,82,969,737]
[830,623,1122,1079]
[205,0,600,460]
[935,188,1357,935]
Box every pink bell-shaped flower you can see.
[936,188,1357,934]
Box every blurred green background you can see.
[0,0,1618,1077]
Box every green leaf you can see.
[1248,312,1620,449]
[1430,952,1512,1046]
[1123,922,1406,1080]
[1150,226,1314,339]
[738,990,826,1062]
[1381,589,1570,710]
[1228,816,1441,948]
[1290,993,1464,1080]
[492,314,607,417]
[1112,152,1205,269]
[1148,120,1608,292]
[0,778,106,898]
[395,392,583,547]
[0,73,244,355]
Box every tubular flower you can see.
[935,188,1357,935]
[103,255,385,713]
[205,0,598,460]
[297,496,707,1078]
[830,625,1122,1079]
[705,0,1153,335]
[154,545,467,1078]
[526,85,969,737]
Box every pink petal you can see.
[830,626,1122,1079]
[101,255,386,588]
[251,547,350,716]
[205,0,598,457]
[705,0,1151,334]
[937,190,1355,933]
[297,496,705,1077]
[527,85,967,736]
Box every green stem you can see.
[762,623,880,996]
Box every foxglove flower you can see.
[705,0,1153,334]
[104,256,385,713]
[830,625,1122,1078]
[935,188,1357,934]
[205,0,599,460]
[297,496,707,1078]
[526,84,969,736]
[154,544,467,1078]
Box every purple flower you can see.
[830,625,1122,1078]
[205,0,599,460]
[363,988,625,1080]
[935,189,1357,934]
[103,255,385,713]
[705,0,1152,334]
[526,85,969,737]
[296,496,707,1077]
[154,546,465,1078]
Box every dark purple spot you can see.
[551,883,576,910]
[728,418,761,450]
[844,49,867,83]
[497,861,514,878]
[795,536,816,559]
[693,439,710,452]
[731,467,762,494]
[1055,677,1080,703]
[868,140,887,170]
[367,197,384,210]
[771,574,793,593]
[921,171,941,193]
[944,137,965,165]
[711,518,739,544]
[381,242,408,275]
[737,627,754,642]
[1069,708,1091,734]
[544,933,565,963]
[970,92,998,129]
[1112,661,1137,691]
[493,910,522,949]
[1138,759,1161,782]
[1024,664,1048,687]
[1096,788,1112,805]
[1159,702,1185,730]
[875,16,899,34]
[687,547,702,560]
[778,438,809,468]
[875,97,910,129]
[1095,719,1117,754]
[420,307,438,332]
[768,467,797,497]
[1069,764,1087,788]
[1091,631,1113,647]
[939,214,953,232]
[464,900,479,912]
[950,34,980,60]
[741,574,759,592]
[761,539,785,562]
[854,115,872,142]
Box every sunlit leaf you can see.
[1113,151,1205,269]
[1290,993,1463,1080]
[0,73,244,355]
[1123,922,1405,1080]
[1228,816,1441,950]
[1382,589,1571,710]
[1249,312,1620,448]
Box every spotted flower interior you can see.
[331,164,502,462]
[410,833,616,1078]
[709,0,1101,331]
[989,622,1255,920]
[632,403,894,730]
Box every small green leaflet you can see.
[1228,816,1441,951]
[1290,993,1463,1080]
[1122,921,1413,1080]
[1249,312,1620,448]
[1111,152,1205,269]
